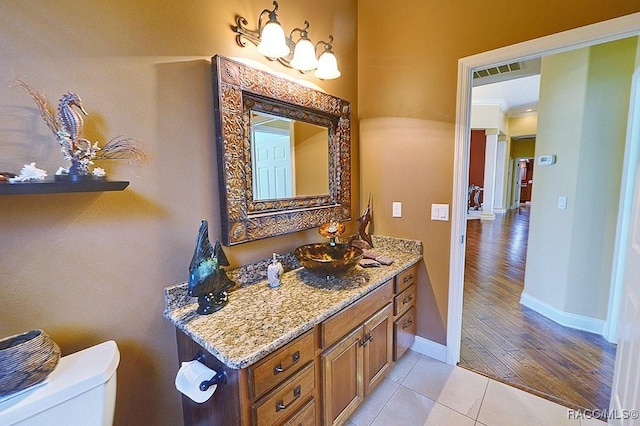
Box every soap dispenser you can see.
[267,253,283,288]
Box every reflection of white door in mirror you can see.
[251,111,329,200]
[252,126,293,200]
[251,112,295,200]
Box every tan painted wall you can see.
[524,38,638,319]
[0,1,357,425]
[294,123,330,196]
[358,2,640,343]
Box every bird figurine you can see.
[358,193,374,248]
[188,220,235,315]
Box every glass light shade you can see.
[290,38,318,72]
[314,51,341,80]
[257,21,290,58]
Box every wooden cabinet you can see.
[319,281,394,426]
[393,265,417,361]
[282,398,316,426]
[248,331,316,400]
[320,326,363,426]
[394,307,416,361]
[176,328,319,426]
[320,280,393,348]
[321,305,392,426]
[175,262,420,426]
[250,362,316,426]
[363,305,393,395]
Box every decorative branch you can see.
[95,136,149,163]
[16,79,60,135]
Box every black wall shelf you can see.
[0,180,129,195]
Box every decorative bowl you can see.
[0,329,61,396]
[294,243,364,276]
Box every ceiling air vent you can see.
[473,62,522,79]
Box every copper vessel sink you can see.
[294,243,363,276]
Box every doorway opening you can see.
[447,11,640,411]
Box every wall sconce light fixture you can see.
[232,1,341,80]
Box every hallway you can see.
[460,206,617,412]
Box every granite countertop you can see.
[164,236,422,369]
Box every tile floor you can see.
[346,350,608,426]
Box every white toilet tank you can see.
[0,340,120,426]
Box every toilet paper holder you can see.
[193,353,227,391]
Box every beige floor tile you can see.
[386,350,421,383]
[370,385,476,426]
[349,378,400,426]
[477,380,581,426]
[401,356,488,419]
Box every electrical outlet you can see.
[392,202,402,218]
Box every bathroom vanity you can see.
[164,236,421,426]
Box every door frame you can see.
[604,67,640,343]
[447,13,640,365]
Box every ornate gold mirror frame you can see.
[212,55,352,245]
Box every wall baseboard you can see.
[520,292,605,335]
[410,336,448,362]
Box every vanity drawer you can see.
[251,362,316,426]
[394,306,416,361]
[248,330,315,400]
[394,284,416,317]
[321,280,393,349]
[395,265,417,294]
[282,398,316,426]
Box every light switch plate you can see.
[558,196,567,210]
[392,202,402,218]
[431,204,449,221]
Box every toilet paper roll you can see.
[175,360,217,403]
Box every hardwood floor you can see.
[460,205,617,412]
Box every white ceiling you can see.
[472,74,541,116]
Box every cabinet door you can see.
[321,327,364,426]
[363,304,393,395]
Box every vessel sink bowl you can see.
[294,243,363,276]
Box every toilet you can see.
[0,340,120,426]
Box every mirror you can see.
[250,111,329,200]
[212,55,352,245]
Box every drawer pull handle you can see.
[359,333,373,347]
[402,319,413,330]
[403,274,414,284]
[274,351,300,375]
[402,295,413,305]
[275,385,301,412]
